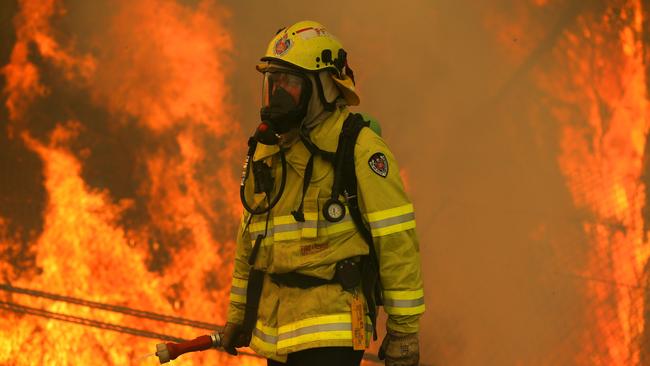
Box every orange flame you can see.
[487,0,650,364]
[539,1,648,365]
[0,0,259,365]
[2,0,94,123]
[555,1,648,365]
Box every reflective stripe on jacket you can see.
[226,106,424,361]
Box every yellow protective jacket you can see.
[227,106,424,361]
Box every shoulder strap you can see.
[337,114,376,259]
[337,113,383,340]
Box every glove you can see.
[378,329,419,366]
[221,322,250,355]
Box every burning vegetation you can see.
[535,1,649,364]
[0,0,254,364]
[485,1,650,364]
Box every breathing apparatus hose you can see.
[239,136,288,215]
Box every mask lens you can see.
[262,72,305,108]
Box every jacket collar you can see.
[308,106,349,153]
[252,142,280,162]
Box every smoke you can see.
[1,0,638,365]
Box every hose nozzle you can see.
[156,333,222,364]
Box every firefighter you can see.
[222,20,424,366]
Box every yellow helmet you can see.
[257,20,360,106]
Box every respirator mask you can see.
[241,69,311,215]
[256,70,312,145]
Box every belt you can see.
[269,271,338,289]
[269,257,362,290]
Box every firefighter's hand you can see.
[378,329,419,366]
[221,322,250,356]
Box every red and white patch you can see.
[368,152,388,177]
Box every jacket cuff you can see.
[387,314,420,334]
[226,301,246,324]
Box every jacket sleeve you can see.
[354,128,425,334]
[226,210,253,324]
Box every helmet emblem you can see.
[274,33,292,56]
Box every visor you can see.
[262,71,308,108]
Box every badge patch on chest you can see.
[368,152,388,177]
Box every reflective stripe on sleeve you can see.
[365,203,416,237]
[383,289,425,315]
[229,277,248,304]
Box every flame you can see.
[549,2,648,364]
[487,1,650,364]
[0,0,260,365]
[535,1,648,365]
[2,0,94,123]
